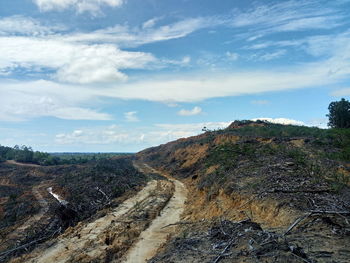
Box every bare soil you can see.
[124,164,187,263]
[5,160,41,168]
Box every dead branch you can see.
[310,210,350,215]
[290,251,312,263]
[212,238,235,263]
[95,187,110,201]
[268,188,332,194]
[237,195,258,209]
[219,217,228,236]
[284,209,350,236]
[0,227,61,259]
[284,213,312,236]
[235,218,251,224]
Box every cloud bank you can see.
[33,0,124,14]
[177,106,202,116]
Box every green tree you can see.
[327,98,350,128]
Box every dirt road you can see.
[124,164,187,263]
[5,160,41,167]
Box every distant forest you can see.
[0,145,129,165]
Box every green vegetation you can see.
[327,98,350,128]
[205,142,257,170]
[286,148,307,166]
[224,122,326,138]
[329,172,350,193]
[49,152,130,165]
[0,145,129,165]
[217,122,350,162]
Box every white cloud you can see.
[142,17,161,29]
[177,106,202,116]
[1,42,349,121]
[101,63,339,102]
[257,49,287,61]
[161,56,191,67]
[29,1,343,47]
[1,2,344,85]
[0,16,64,36]
[252,117,329,128]
[33,0,124,15]
[163,101,180,107]
[155,122,231,136]
[0,36,155,83]
[63,17,224,47]
[331,88,350,96]
[73,130,83,136]
[55,125,129,145]
[251,100,269,105]
[230,1,343,38]
[0,80,112,121]
[251,117,305,126]
[0,2,350,122]
[51,107,112,120]
[307,118,328,128]
[275,16,341,31]
[54,121,232,147]
[226,51,239,61]
[0,48,347,121]
[124,111,139,122]
[243,39,304,50]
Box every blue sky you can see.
[0,0,350,152]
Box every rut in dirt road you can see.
[124,163,188,263]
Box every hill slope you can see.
[137,121,350,263]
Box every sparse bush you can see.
[286,148,307,165]
[329,173,350,193]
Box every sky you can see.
[0,0,350,152]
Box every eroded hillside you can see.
[138,121,350,263]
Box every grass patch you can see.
[329,173,350,193]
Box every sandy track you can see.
[5,160,41,167]
[124,164,188,263]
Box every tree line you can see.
[0,145,119,165]
[0,145,63,165]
